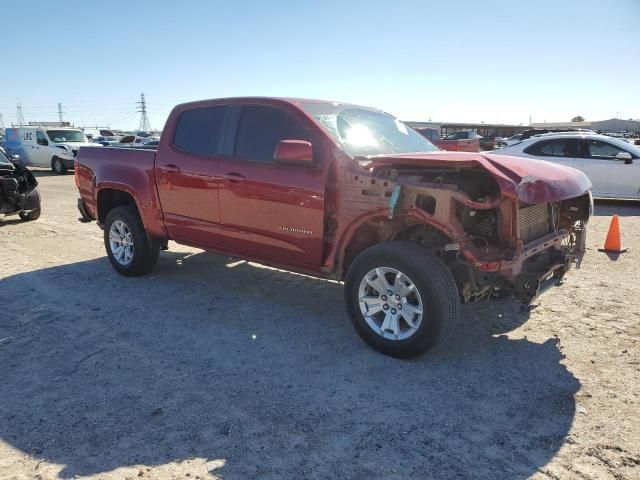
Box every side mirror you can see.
[10,154,21,164]
[274,140,313,166]
[615,151,633,164]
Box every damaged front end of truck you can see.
[337,152,592,305]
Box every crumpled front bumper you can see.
[507,224,586,304]
[512,251,572,304]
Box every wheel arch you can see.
[338,212,454,278]
[96,188,139,225]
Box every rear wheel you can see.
[344,241,459,358]
[103,206,159,276]
[51,156,67,175]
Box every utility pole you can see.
[0,113,4,130]
[17,103,25,127]
[57,102,64,124]
[137,92,151,132]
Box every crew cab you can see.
[75,97,592,358]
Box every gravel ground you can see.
[1,172,639,480]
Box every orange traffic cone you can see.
[598,214,627,254]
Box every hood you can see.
[369,151,592,204]
[55,142,98,149]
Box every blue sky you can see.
[1,0,638,130]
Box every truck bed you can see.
[75,145,163,234]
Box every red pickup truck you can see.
[76,97,592,358]
[415,128,482,152]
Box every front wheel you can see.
[51,156,67,175]
[103,206,159,276]
[19,208,41,221]
[344,241,460,358]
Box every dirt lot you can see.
[1,172,639,480]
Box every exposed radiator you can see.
[519,203,551,243]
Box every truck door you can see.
[155,105,228,245]
[218,104,326,267]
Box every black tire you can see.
[51,156,67,175]
[19,208,41,221]
[103,206,160,276]
[344,241,459,358]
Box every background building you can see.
[405,121,528,139]
[531,118,640,133]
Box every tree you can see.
[572,116,585,122]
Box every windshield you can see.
[0,147,13,167]
[299,102,438,156]
[607,136,640,156]
[46,130,87,143]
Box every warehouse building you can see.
[404,121,528,139]
[531,118,640,134]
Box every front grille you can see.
[519,203,551,243]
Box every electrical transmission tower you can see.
[57,103,64,123]
[17,103,25,126]
[137,93,151,132]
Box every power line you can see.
[137,92,151,132]
[17,103,25,127]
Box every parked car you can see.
[491,133,640,199]
[438,130,482,152]
[3,126,100,174]
[520,128,595,141]
[117,135,158,146]
[498,134,523,147]
[75,97,592,358]
[414,127,441,143]
[0,147,41,221]
[416,129,482,152]
[93,136,121,146]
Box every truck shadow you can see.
[593,199,640,217]
[0,251,579,479]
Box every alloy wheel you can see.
[109,220,134,265]
[358,267,424,340]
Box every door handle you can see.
[163,164,181,173]
[223,172,246,183]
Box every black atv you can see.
[0,148,41,221]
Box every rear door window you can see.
[234,106,309,162]
[525,139,578,157]
[173,106,228,156]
